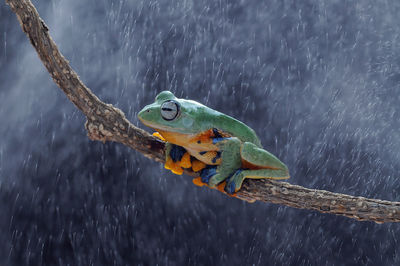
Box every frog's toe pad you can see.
[200,166,217,184]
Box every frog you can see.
[138,91,289,194]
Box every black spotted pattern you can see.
[212,152,221,163]
[212,128,223,138]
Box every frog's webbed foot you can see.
[153,132,186,174]
[164,142,207,175]
[199,165,217,183]
[224,169,244,194]
[164,143,190,175]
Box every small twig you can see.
[6,0,400,223]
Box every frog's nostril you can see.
[146,109,150,112]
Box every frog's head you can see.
[138,91,204,134]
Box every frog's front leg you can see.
[201,137,242,187]
[164,142,191,175]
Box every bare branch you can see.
[6,0,400,223]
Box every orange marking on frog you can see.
[190,129,215,144]
[190,128,231,145]
[192,177,237,197]
[192,177,205,187]
[195,151,222,165]
[241,159,281,170]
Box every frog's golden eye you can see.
[161,100,180,121]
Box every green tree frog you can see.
[138,91,289,194]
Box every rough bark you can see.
[6,0,400,223]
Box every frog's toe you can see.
[164,157,183,175]
[225,181,236,194]
[177,152,192,169]
[152,132,165,141]
[225,169,243,194]
[200,166,217,184]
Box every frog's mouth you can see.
[138,106,162,129]
[138,115,159,129]
[138,115,176,132]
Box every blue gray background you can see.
[1,0,400,265]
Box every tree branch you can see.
[6,0,400,223]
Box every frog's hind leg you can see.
[225,168,289,194]
[241,142,288,171]
[225,142,290,194]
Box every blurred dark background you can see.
[1,0,400,265]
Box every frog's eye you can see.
[161,100,180,121]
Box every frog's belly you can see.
[157,130,217,149]
[186,148,222,165]
[157,129,227,165]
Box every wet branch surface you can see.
[7,0,400,223]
